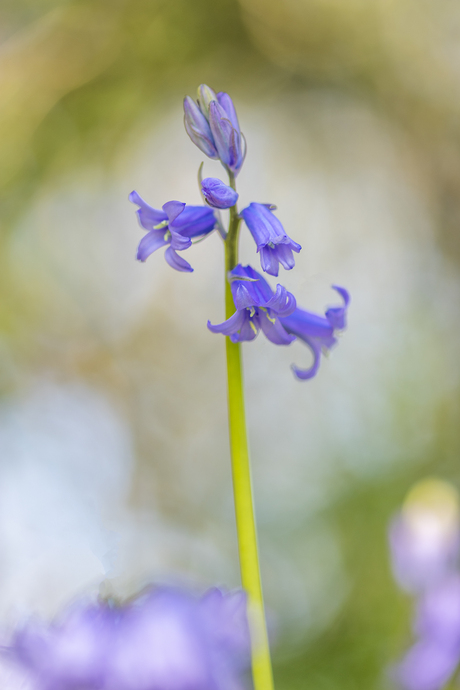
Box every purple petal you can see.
[231,314,259,342]
[163,200,186,224]
[230,265,274,307]
[259,312,296,345]
[325,286,350,329]
[259,246,280,277]
[216,92,240,133]
[280,308,335,342]
[207,309,247,336]
[137,230,169,262]
[209,101,235,168]
[129,191,167,231]
[291,338,322,380]
[172,206,216,238]
[275,244,295,271]
[265,284,297,316]
[164,247,193,273]
[169,229,192,251]
[183,96,218,159]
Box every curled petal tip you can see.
[331,285,350,305]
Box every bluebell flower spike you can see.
[280,286,350,380]
[130,191,216,272]
[242,203,301,277]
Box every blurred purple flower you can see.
[208,264,296,345]
[201,178,238,209]
[389,511,460,594]
[242,203,301,277]
[393,576,460,690]
[7,587,250,690]
[393,638,460,690]
[279,286,350,380]
[184,85,245,175]
[11,601,114,690]
[389,480,460,690]
[129,192,216,272]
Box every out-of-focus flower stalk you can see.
[224,169,274,690]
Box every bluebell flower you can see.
[208,265,296,345]
[129,191,216,273]
[242,203,302,277]
[201,177,239,209]
[7,587,251,690]
[279,286,350,380]
[184,85,245,175]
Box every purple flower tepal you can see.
[129,191,216,272]
[208,264,296,345]
[242,203,301,277]
[279,286,350,380]
[183,95,219,160]
[6,587,251,690]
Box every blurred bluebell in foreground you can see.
[6,587,250,690]
[389,479,460,690]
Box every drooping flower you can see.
[279,286,350,380]
[129,191,216,272]
[241,203,301,277]
[207,265,296,345]
[184,85,245,175]
[6,587,251,690]
[201,177,238,209]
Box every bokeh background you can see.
[1,0,460,687]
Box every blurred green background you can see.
[1,0,460,688]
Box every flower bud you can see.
[201,177,238,209]
[183,96,218,159]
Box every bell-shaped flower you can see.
[130,191,216,273]
[279,286,350,380]
[201,177,238,209]
[207,265,296,345]
[184,85,245,175]
[7,587,251,690]
[242,203,301,277]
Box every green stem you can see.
[225,171,274,690]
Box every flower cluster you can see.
[389,479,460,690]
[5,587,250,690]
[130,84,349,379]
